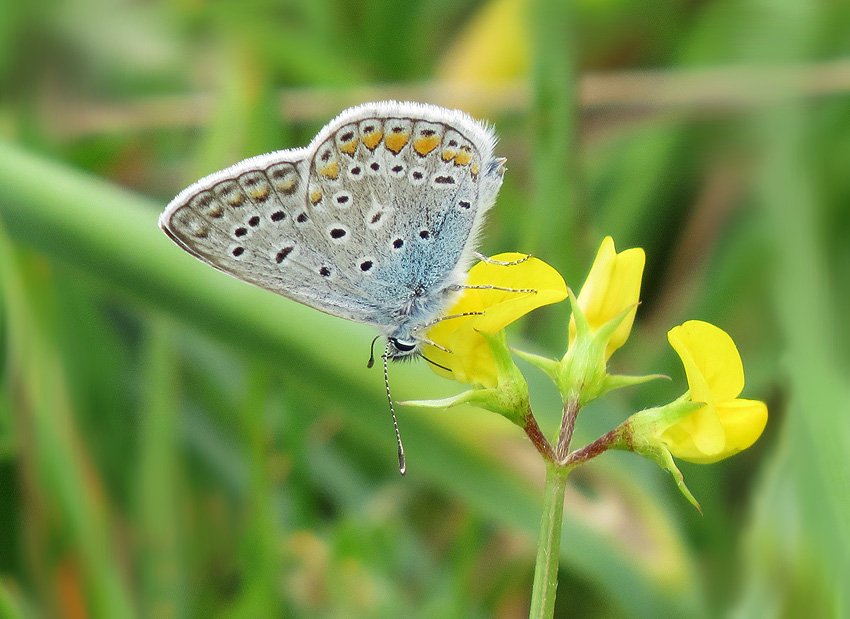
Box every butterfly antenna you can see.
[367,335,380,369]
[382,343,406,476]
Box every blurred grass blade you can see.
[136,322,184,619]
[742,1,850,614]
[221,366,284,618]
[0,232,135,619]
[753,84,850,619]
[528,0,582,278]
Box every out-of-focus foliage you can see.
[1,0,848,617]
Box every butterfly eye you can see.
[389,337,416,352]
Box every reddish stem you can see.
[555,398,579,462]
[524,409,556,462]
[564,428,621,468]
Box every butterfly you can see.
[160,101,507,473]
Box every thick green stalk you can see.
[528,463,569,619]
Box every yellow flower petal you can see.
[660,404,725,461]
[569,236,645,359]
[658,422,703,463]
[466,253,568,333]
[662,321,767,463]
[667,324,725,455]
[662,400,767,464]
[425,253,567,386]
[715,399,768,456]
[446,327,498,385]
[668,321,744,402]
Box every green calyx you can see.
[403,330,530,427]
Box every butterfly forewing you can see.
[160,101,503,333]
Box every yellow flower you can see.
[569,236,645,359]
[661,321,768,464]
[424,253,567,387]
[436,0,529,85]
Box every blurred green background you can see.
[1,0,848,617]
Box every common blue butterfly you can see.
[160,101,508,472]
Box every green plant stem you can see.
[528,462,569,619]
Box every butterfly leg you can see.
[474,252,532,266]
[418,338,453,354]
[454,284,538,294]
[422,311,485,329]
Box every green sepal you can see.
[556,295,641,406]
[513,349,560,383]
[400,392,476,410]
[402,331,529,427]
[611,395,705,512]
[602,373,668,395]
[633,442,703,513]
[566,287,590,339]
[624,394,703,438]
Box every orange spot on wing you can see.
[310,189,322,204]
[251,186,270,201]
[226,193,245,207]
[275,178,296,194]
[339,139,358,155]
[319,162,340,179]
[442,149,458,162]
[413,135,440,156]
[384,132,409,154]
[470,163,480,177]
[454,150,472,166]
[362,131,383,150]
